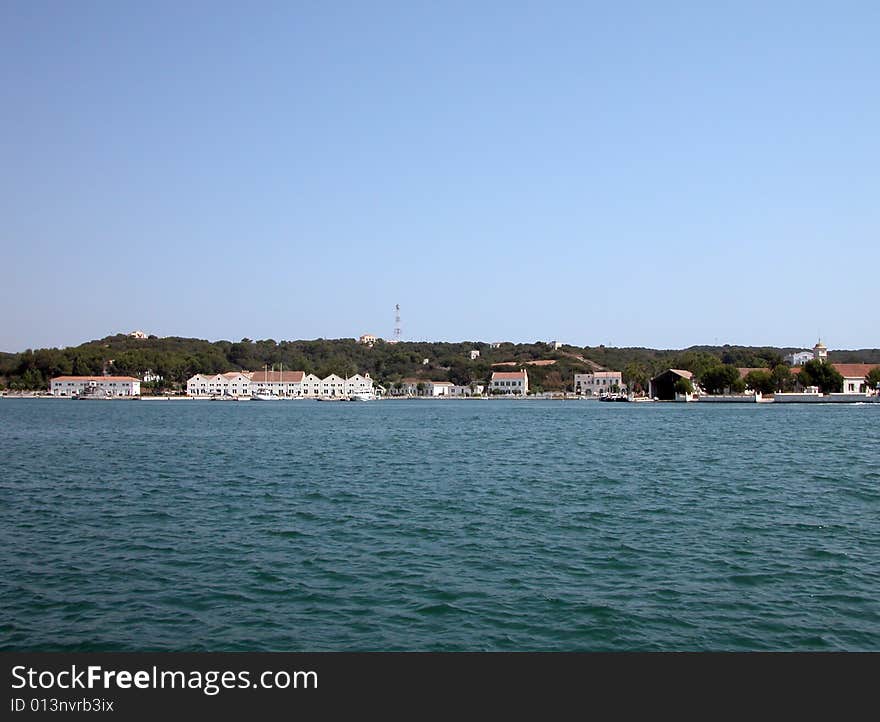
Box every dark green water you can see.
[1,398,879,651]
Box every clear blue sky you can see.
[2,1,878,352]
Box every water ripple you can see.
[1,399,879,650]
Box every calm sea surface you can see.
[1,398,879,651]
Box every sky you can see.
[2,1,878,352]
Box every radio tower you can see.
[393,304,401,343]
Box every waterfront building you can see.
[648,369,693,401]
[450,384,485,396]
[425,381,454,396]
[300,373,322,397]
[50,375,141,397]
[392,379,451,396]
[249,370,305,397]
[186,370,375,398]
[186,372,253,397]
[343,374,375,396]
[573,371,623,396]
[490,370,528,395]
[319,374,347,397]
[831,364,880,394]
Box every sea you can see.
[1,398,878,651]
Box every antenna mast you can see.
[394,304,401,343]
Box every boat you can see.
[349,391,377,401]
[75,381,112,400]
[252,363,283,400]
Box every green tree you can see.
[771,364,793,392]
[798,359,843,393]
[699,365,741,395]
[447,361,472,386]
[674,377,694,395]
[866,367,880,390]
[744,370,775,395]
[622,362,649,393]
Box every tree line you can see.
[1,334,878,394]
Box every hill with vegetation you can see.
[1,334,877,393]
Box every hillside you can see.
[1,335,877,393]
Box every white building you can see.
[249,370,305,397]
[187,372,254,397]
[319,374,346,397]
[450,384,485,396]
[831,364,879,394]
[784,351,814,366]
[186,370,375,398]
[358,334,377,345]
[128,330,147,339]
[490,370,528,395]
[574,371,624,396]
[392,379,451,396]
[812,340,828,361]
[548,341,562,350]
[469,350,481,360]
[344,374,375,396]
[50,376,141,397]
[425,381,454,396]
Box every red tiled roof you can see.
[832,363,880,379]
[789,363,878,378]
[667,369,694,379]
[492,371,527,380]
[250,370,305,383]
[51,376,140,382]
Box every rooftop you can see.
[51,375,140,382]
[492,370,527,380]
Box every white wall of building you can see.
[784,351,813,366]
[842,376,868,393]
[186,371,373,397]
[187,372,253,396]
[490,371,528,395]
[50,376,141,397]
[450,384,484,396]
[574,371,624,396]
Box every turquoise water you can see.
[1,398,879,651]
